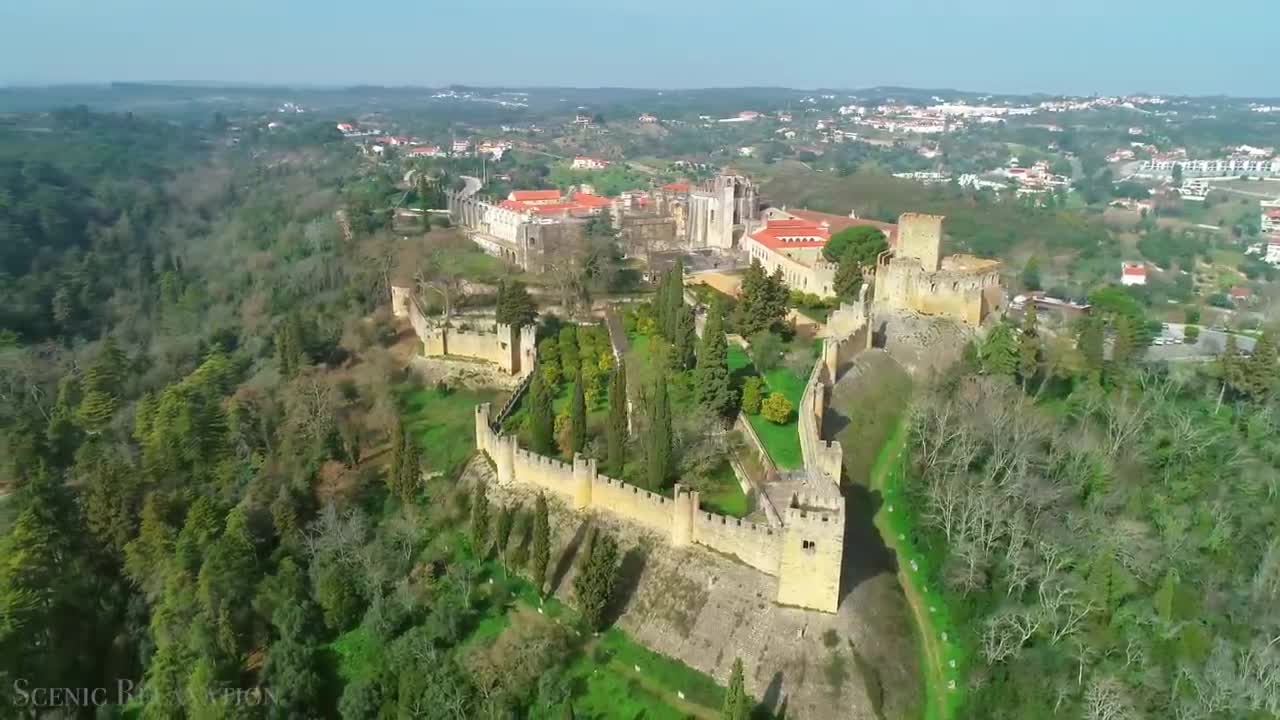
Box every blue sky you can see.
[2,0,1276,96]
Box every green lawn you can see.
[727,343,808,470]
[398,384,503,475]
[697,461,750,517]
[872,422,967,720]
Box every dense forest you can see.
[0,109,601,719]
[906,307,1280,719]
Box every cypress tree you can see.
[671,306,697,371]
[569,378,586,454]
[606,363,627,476]
[388,420,408,499]
[646,378,672,491]
[1111,314,1136,371]
[1244,329,1276,398]
[495,506,514,568]
[980,323,1018,376]
[470,484,490,555]
[530,493,550,593]
[695,299,735,416]
[833,246,864,301]
[496,279,538,329]
[722,658,747,720]
[1076,316,1104,372]
[398,428,421,502]
[530,371,555,455]
[1220,334,1246,396]
[559,326,580,382]
[1017,303,1040,389]
[573,531,619,630]
[664,260,686,342]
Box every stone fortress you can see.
[873,212,1005,327]
[389,281,877,614]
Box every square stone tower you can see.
[896,213,944,272]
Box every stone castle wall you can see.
[871,213,1005,327]
[397,287,535,377]
[474,403,830,608]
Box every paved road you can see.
[1144,323,1257,361]
[459,175,483,198]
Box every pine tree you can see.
[722,658,747,720]
[76,388,118,433]
[496,280,538,330]
[606,363,628,476]
[1017,303,1040,389]
[470,484,490,555]
[530,371,555,455]
[695,298,736,416]
[569,378,586,454]
[645,378,672,490]
[833,246,864,301]
[764,268,789,329]
[573,531,619,630]
[733,259,769,337]
[980,323,1018,376]
[530,493,550,594]
[276,315,306,378]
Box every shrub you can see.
[761,392,792,424]
[741,376,764,414]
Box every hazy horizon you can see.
[3,0,1277,97]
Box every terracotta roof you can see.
[509,190,562,202]
[661,181,691,192]
[1122,263,1147,276]
[749,219,830,250]
[1230,286,1252,298]
[570,192,612,208]
[783,209,898,243]
[1266,209,1280,218]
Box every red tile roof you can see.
[661,181,691,192]
[782,209,898,244]
[571,192,612,209]
[1122,263,1147,276]
[749,219,830,250]
[1266,209,1280,218]
[509,190,562,202]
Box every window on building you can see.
[802,540,816,551]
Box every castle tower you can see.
[494,434,516,486]
[776,499,845,613]
[496,323,517,375]
[895,213,944,272]
[518,324,537,379]
[671,484,697,547]
[572,453,594,510]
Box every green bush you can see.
[761,392,792,424]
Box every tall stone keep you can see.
[776,499,845,613]
[896,213,944,272]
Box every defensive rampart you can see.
[474,403,834,608]
[396,287,536,377]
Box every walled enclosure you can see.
[466,287,871,614]
[395,287,536,377]
[873,213,1005,327]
